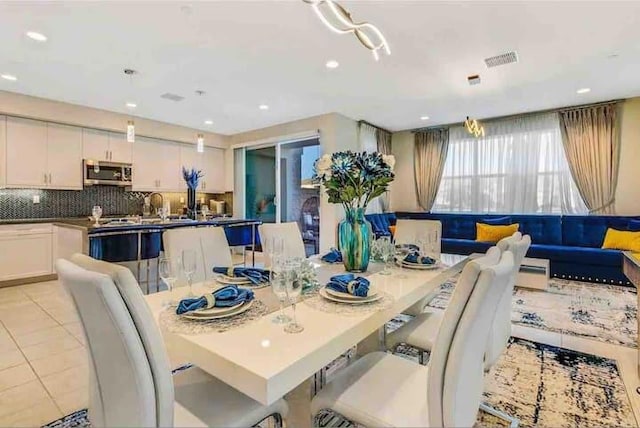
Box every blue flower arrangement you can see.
[182,167,204,190]
[312,151,395,212]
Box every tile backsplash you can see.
[0,187,233,219]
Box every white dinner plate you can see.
[190,301,244,317]
[396,258,440,270]
[325,286,379,301]
[181,300,253,320]
[319,287,382,304]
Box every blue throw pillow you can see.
[628,220,640,232]
[482,216,513,226]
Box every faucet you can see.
[148,192,164,215]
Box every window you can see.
[433,113,586,214]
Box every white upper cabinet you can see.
[203,147,225,193]
[0,116,6,188]
[47,123,83,189]
[133,137,181,191]
[108,132,132,164]
[179,145,204,190]
[6,117,48,187]
[82,129,132,164]
[82,128,110,161]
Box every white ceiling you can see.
[1,1,639,135]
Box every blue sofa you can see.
[367,212,640,286]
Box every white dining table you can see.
[144,254,468,420]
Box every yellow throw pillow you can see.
[602,228,640,252]
[476,223,520,243]
[389,225,396,236]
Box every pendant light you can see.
[464,116,485,138]
[197,133,204,153]
[124,68,137,143]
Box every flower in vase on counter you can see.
[182,167,204,189]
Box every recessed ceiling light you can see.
[576,88,591,94]
[126,102,137,108]
[204,120,213,125]
[326,60,339,69]
[259,104,269,110]
[420,116,430,120]
[26,31,47,42]
[1,74,17,81]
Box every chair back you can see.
[394,219,442,257]
[70,254,174,427]
[426,246,501,427]
[163,226,233,283]
[484,234,532,368]
[258,222,306,267]
[56,259,164,427]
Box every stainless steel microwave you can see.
[83,160,132,187]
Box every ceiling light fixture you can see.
[124,68,137,143]
[197,134,204,153]
[303,0,390,61]
[204,120,213,125]
[259,104,269,110]
[576,88,591,94]
[464,116,485,138]
[326,60,339,69]
[126,102,137,108]
[1,74,17,81]
[26,31,47,42]
[420,116,430,121]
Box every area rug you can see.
[426,276,638,348]
[316,338,637,428]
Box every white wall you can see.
[390,98,640,216]
[0,90,229,149]
[230,113,359,250]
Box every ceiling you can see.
[1,1,639,135]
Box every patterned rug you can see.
[316,338,637,428]
[427,277,638,348]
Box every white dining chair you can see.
[58,255,288,428]
[163,226,233,284]
[394,219,443,316]
[310,250,514,427]
[258,222,306,267]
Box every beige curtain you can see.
[376,129,392,212]
[414,129,449,211]
[559,103,620,214]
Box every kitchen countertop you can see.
[0,217,261,234]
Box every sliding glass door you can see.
[239,136,321,256]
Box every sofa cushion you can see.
[481,216,513,226]
[602,228,640,252]
[365,213,396,238]
[628,220,640,231]
[527,244,623,267]
[441,238,493,255]
[562,215,640,248]
[476,223,519,243]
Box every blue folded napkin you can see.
[176,285,254,315]
[404,252,436,265]
[326,274,370,297]
[213,266,270,285]
[321,248,343,263]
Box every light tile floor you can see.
[1,276,640,427]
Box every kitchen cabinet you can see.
[6,117,48,187]
[6,118,83,189]
[179,144,204,190]
[133,137,181,191]
[47,123,83,189]
[0,224,53,281]
[53,225,86,263]
[203,147,225,193]
[0,116,5,188]
[82,129,132,164]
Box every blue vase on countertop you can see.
[187,188,197,220]
[338,208,372,273]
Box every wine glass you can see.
[379,237,393,275]
[181,249,198,297]
[283,258,304,334]
[271,259,292,324]
[92,205,103,227]
[267,236,285,268]
[159,258,177,308]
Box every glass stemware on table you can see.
[159,257,177,308]
[91,205,102,227]
[378,236,396,275]
[181,249,198,297]
[269,236,292,325]
[282,257,304,334]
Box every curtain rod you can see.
[410,98,624,133]
[358,119,392,135]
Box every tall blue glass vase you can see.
[338,208,372,272]
[187,188,197,220]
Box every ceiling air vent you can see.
[160,93,185,102]
[484,51,519,68]
[467,74,481,85]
